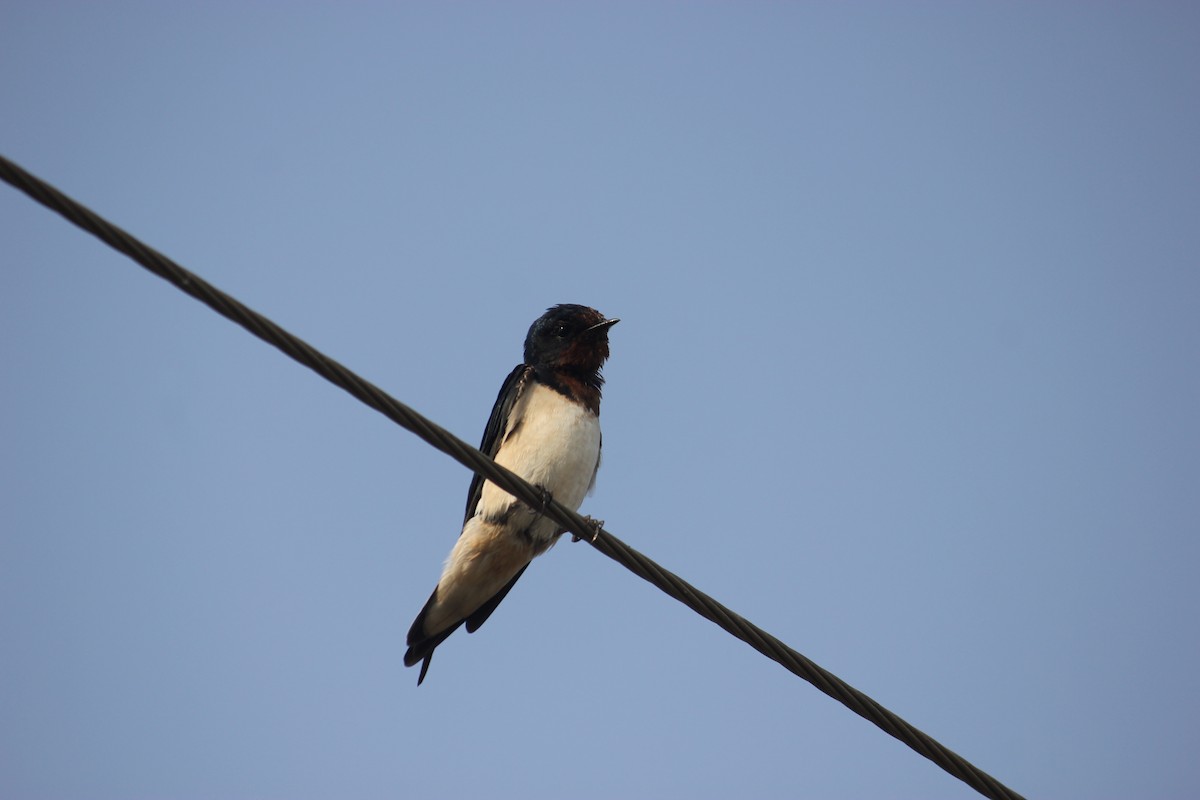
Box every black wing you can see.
[463,364,530,526]
[464,563,529,633]
[405,365,532,685]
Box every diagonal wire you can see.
[1,153,1026,800]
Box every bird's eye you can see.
[552,323,568,337]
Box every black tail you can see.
[404,587,459,686]
[403,565,531,685]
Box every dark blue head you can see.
[523,304,619,371]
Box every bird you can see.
[404,304,619,685]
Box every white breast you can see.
[478,382,601,523]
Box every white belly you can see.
[477,382,601,527]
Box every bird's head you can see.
[524,304,619,372]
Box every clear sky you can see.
[2,4,1198,798]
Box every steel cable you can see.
[2,153,1026,800]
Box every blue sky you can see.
[2,3,1198,798]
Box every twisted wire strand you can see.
[2,153,1026,800]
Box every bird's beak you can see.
[585,317,620,334]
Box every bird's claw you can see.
[571,516,605,543]
[534,486,553,520]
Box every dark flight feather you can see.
[404,365,532,684]
[463,364,531,525]
[464,563,530,633]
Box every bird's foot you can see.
[533,485,554,520]
[571,516,605,543]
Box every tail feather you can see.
[404,587,460,684]
[405,626,459,685]
[403,563,531,685]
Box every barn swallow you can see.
[404,304,619,684]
